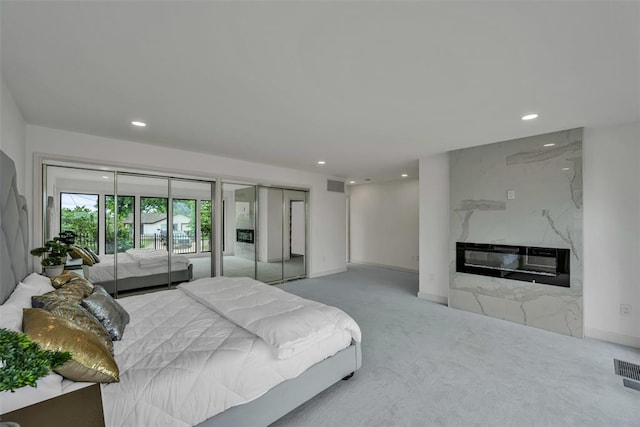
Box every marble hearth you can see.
[449,128,583,337]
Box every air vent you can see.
[327,180,345,193]
[614,359,640,381]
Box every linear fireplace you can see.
[456,242,570,287]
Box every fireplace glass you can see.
[456,243,570,287]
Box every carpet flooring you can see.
[271,264,640,427]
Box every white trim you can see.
[417,291,448,305]
[585,328,640,349]
[308,267,347,278]
[349,260,418,273]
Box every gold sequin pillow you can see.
[31,278,93,309]
[23,308,119,383]
[46,303,114,355]
[69,246,95,266]
[51,271,83,288]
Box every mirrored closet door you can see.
[43,165,214,297]
[221,185,307,285]
[256,187,284,283]
[284,189,306,281]
[221,182,256,279]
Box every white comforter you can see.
[179,277,361,359]
[101,280,360,426]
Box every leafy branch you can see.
[0,328,72,392]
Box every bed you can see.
[0,149,362,426]
[83,249,194,294]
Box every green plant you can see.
[30,234,74,267]
[0,328,71,392]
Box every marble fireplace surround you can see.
[449,128,583,337]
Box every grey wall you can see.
[1,78,26,194]
[449,128,583,337]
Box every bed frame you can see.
[0,149,362,426]
[96,263,194,295]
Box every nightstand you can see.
[64,258,83,270]
[0,384,104,427]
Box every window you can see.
[105,195,135,254]
[60,193,98,252]
[200,200,212,253]
[172,199,196,254]
[140,197,168,250]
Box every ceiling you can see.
[2,1,638,183]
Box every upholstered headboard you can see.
[0,150,29,303]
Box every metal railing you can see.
[64,229,211,255]
[67,231,98,252]
[140,232,211,254]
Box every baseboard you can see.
[349,260,418,273]
[585,328,640,349]
[417,291,448,305]
[308,267,347,279]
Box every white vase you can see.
[43,264,64,278]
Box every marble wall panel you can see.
[449,128,583,337]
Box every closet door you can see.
[117,174,169,295]
[169,179,214,282]
[284,190,307,281]
[44,165,115,289]
[256,187,284,284]
[221,182,256,279]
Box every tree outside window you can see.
[60,193,98,252]
[105,195,135,254]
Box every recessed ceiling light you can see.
[521,113,538,121]
[543,143,555,147]
[131,121,147,127]
[317,161,326,165]
[101,176,109,179]
[562,167,570,171]
[349,181,356,184]
[401,174,408,178]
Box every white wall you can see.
[417,154,449,304]
[349,179,419,271]
[1,78,26,193]
[583,122,640,347]
[24,125,346,278]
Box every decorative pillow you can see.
[69,246,95,266]
[31,280,92,309]
[0,303,22,332]
[84,247,100,264]
[23,308,119,383]
[46,303,114,354]
[1,280,56,331]
[6,281,56,309]
[81,286,130,341]
[51,271,83,289]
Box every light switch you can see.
[507,190,516,200]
